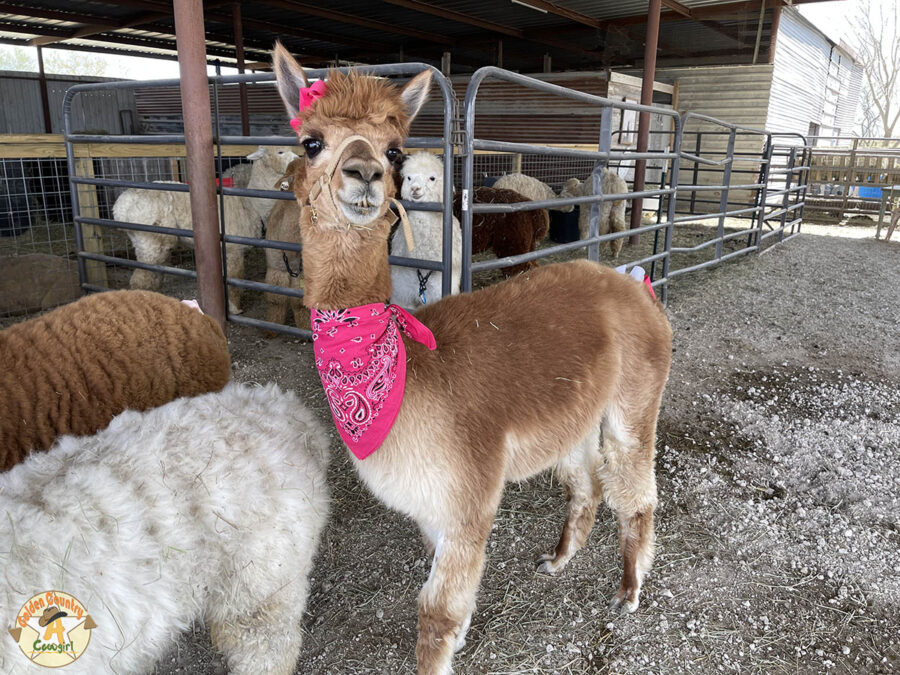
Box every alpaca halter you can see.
[303,133,415,251]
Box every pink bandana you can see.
[290,80,327,131]
[311,303,437,460]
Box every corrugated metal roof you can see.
[0,1,837,73]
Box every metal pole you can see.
[589,108,612,262]
[173,0,226,326]
[232,3,250,136]
[629,0,661,246]
[36,46,53,133]
[715,129,736,259]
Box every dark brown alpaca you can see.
[452,186,550,276]
[273,43,672,675]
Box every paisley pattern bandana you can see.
[311,303,437,460]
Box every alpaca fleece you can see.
[0,290,230,469]
[452,186,550,276]
[0,382,329,675]
[492,173,574,213]
[116,146,296,314]
[558,172,628,257]
[265,157,306,329]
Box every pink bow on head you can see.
[290,80,327,131]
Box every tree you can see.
[851,0,900,140]
[0,46,108,77]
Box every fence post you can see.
[588,107,613,263]
[839,137,858,220]
[715,128,736,260]
[779,147,796,243]
[689,131,701,213]
[74,154,108,288]
[753,138,774,251]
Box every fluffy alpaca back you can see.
[390,152,461,308]
[0,382,329,675]
[0,290,230,469]
[493,173,573,213]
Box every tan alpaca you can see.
[273,44,672,675]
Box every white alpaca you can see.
[558,170,629,257]
[114,146,297,313]
[390,152,461,309]
[0,383,330,675]
[492,173,574,213]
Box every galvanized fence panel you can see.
[57,65,809,334]
[63,65,456,339]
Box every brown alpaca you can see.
[265,157,305,330]
[0,290,231,469]
[451,186,550,276]
[274,44,672,675]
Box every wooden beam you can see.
[380,0,607,61]
[660,0,692,19]
[257,0,456,46]
[29,11,169,47]
[508,0,605,29]
[36,46,51,133]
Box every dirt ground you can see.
[3,221,897,673]
[144,222,900,674]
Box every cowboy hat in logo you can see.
[8,591,97,667]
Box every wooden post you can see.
[74,156,108,287]
[441,51,451,76]
[629,0,662,245]
[768,5,782,64]
[511,153,523,174]
[174,0,226,326]
[839,138,858,220]
[36,47,52,134]
[497,40,503,68]
[543,53,551,73]
[232,3,250,136]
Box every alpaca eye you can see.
[430,176,436,181]
[386,148,402,163]
[302,138,323,158]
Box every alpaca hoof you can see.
[535,552,561,575]
[228,305,244,315]
[608,590,639,615]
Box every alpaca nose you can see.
[342,158,383,184]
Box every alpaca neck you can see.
[300,206,393,310]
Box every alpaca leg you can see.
[598,407,658,614]
[265,267,291,326]
[609,201,627,258]
[417,520,492,674]
[209,587,307,675]
[225,244,246,315]
[129,234,173,291]
[536,425,603,574]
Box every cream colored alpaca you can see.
[558,172,628,257]
[274,45,671,675]
[114,146,296,314]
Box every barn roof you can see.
[0,0,836,73]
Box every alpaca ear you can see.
[400,70,432,121]
[272,41,309,120]
[246,146,266,161]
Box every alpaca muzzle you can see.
[304,134,415,251]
